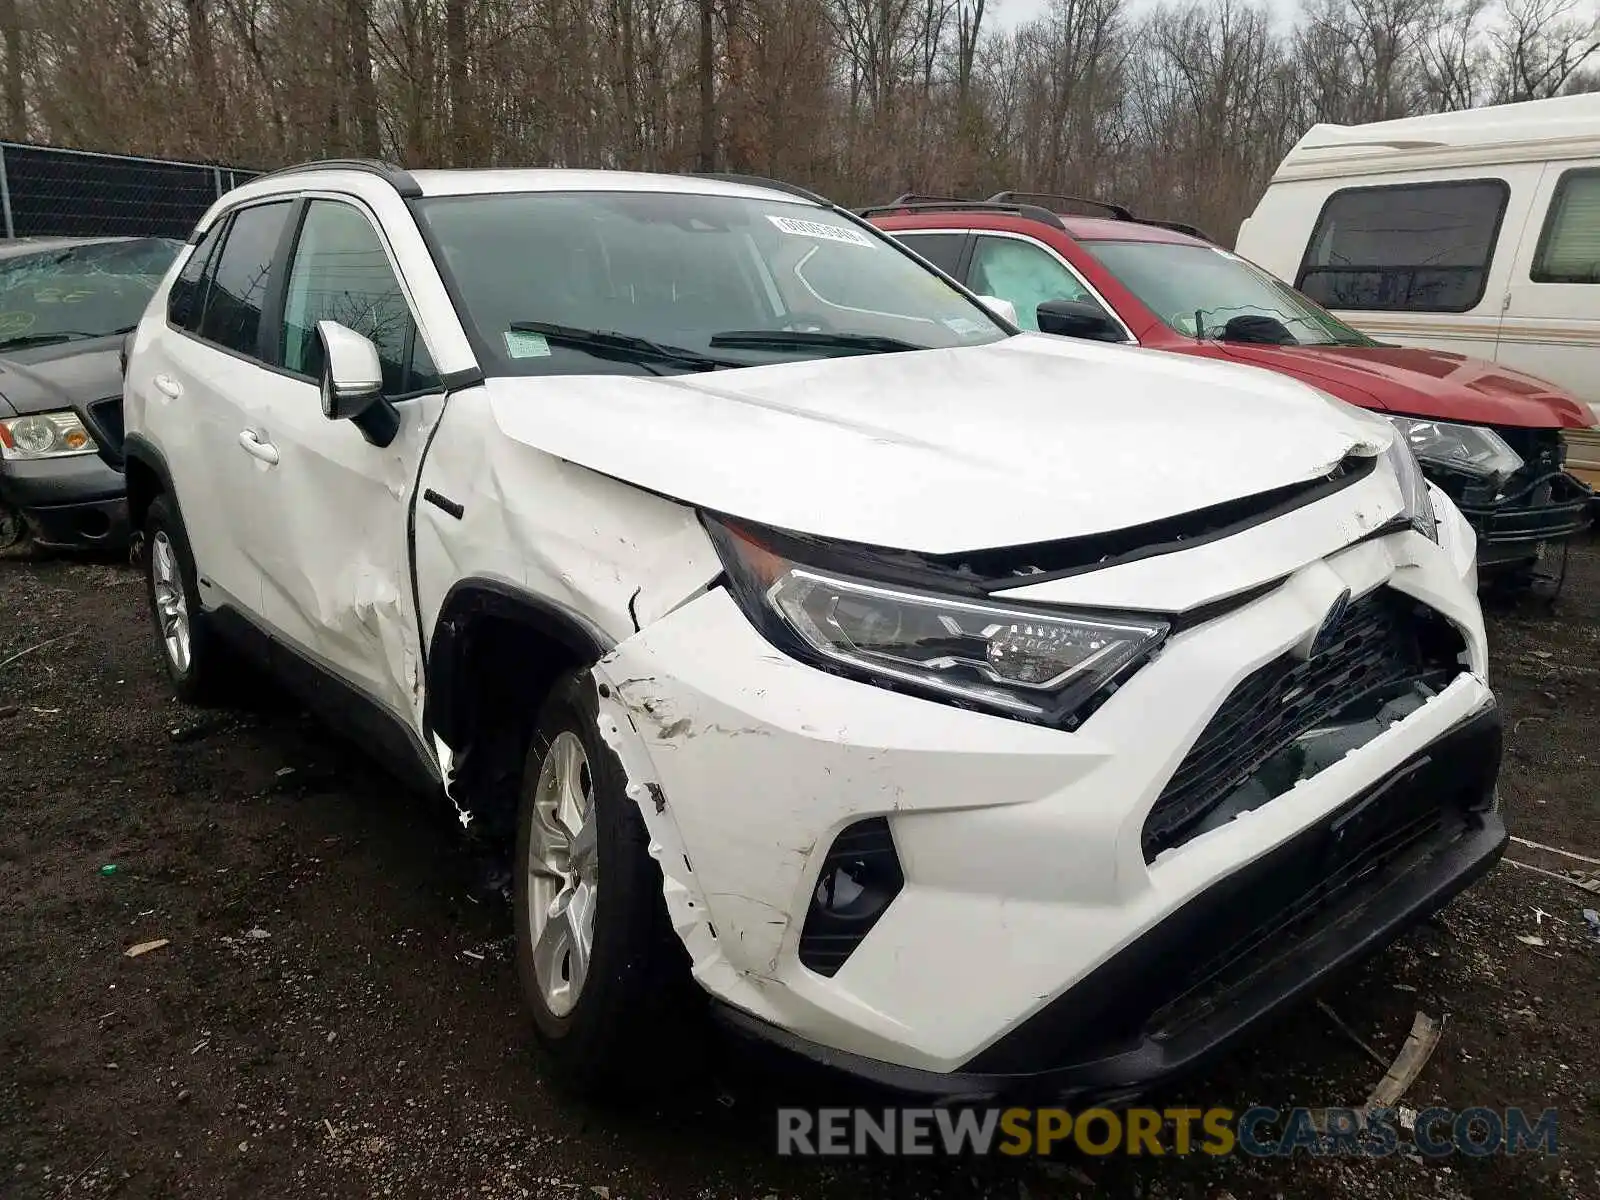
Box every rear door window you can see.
[168,224,226,332]
[198,200,293,360]
[1296,179,1509,313]
[892,232,968,276]
[1532,168,1600,283]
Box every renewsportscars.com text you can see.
[776,1106,1559,1158]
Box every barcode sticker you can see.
[766,215,872,247]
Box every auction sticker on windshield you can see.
[504,330,552,358]
[766,215,872,247]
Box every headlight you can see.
[1387,415,1523,487]
[0,410,98,460]
[707,517,1169,726]
[1384,428,1438,543]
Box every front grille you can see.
[1439,426,1593,546]
[1142,589,1447,861]
[85,397,125,465]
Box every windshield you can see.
[1084,240,1377,348]
[0,238,182,352]
[415,190,1009,375]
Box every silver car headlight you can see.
[0,410,99,460]
[1384,428,1439,543]
[1387,415,1523,488]
[707,517,1169,727]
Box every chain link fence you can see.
[0,142,260,240]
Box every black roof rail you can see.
[986,191,1135,221]
[856,197,1067,231]
[691,172,831,205]
[1139,217,1215,242]
[257,158,422,198]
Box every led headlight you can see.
[707,518,1169,725]
[1383,426,1438,543]
[1387,415,1523,487]
[0,410,98,460]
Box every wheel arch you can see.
[424,578,617,837]
[122,433,179,540]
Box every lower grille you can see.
[1146,803,1451,1039]
[1143,588,1457,861]
[85,397,125,465]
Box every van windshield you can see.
[416,190,1010,376]
[1085,240,1378,348]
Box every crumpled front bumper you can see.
[1453,470,1592,568]
[587,496,1494,1092]
[0,453,129,549]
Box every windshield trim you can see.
[1080,237,1378,348]
[408,189,1017,379]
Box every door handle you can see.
[237,429,280,465]
[153,374,183,399]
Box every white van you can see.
[1236,93,1600,490]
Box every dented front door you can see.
[247,197,442,733]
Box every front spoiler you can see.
[715,699,1505,1107]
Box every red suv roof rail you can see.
[855,196,1067,231]
[985,191,1135,221]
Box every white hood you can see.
[483,332,1394,555]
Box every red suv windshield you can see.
[1084,239,1377,348]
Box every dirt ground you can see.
[2,535,1598,1200]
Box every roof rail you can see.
[986,191,1135,221]
[691,172,830,205]
[856,197,1067,231]
[1139,217,1215,242]
[257,158,422,198]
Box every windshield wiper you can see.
[0,328,121,352]
[507,321,738,372]
[708,330,930,354]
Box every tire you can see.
[513,670,700,1097]
[143,493,225,704]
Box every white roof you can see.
[1272,93,1600,182]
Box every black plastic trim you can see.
[206,605,442,794]
[422,578,616,749]
[422,488,463,519]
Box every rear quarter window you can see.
[1296,179,1509,313]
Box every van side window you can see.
[1296,180,1509,313]
[1532,168,1600,284]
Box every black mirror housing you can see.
[1036,299,1123,343]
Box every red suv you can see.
[864,193,1596,598]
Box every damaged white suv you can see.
[123,162,1506,1104]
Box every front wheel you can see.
[514,671,700,1097]
[143,494,226,703]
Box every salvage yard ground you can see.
[2,541,1598,1200]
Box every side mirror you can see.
[1036,299,1124,343]
[316,320,383,419]
[315,320,399,447]
[975,294,1019,326]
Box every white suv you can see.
[122,160,1506,1104]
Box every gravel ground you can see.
[1,537,1597,1200]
